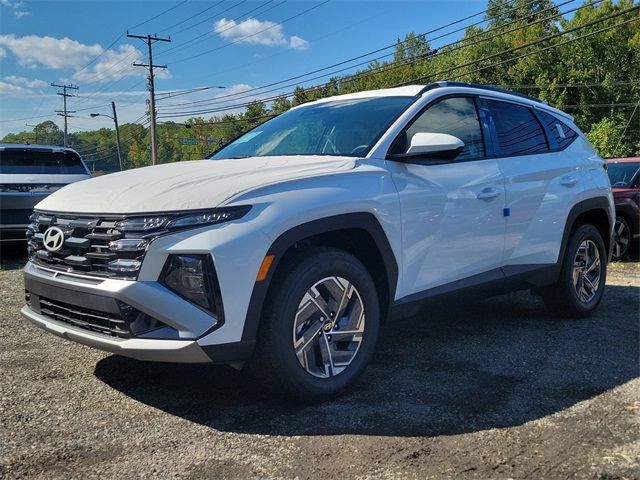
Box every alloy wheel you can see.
[572,239,602,303]
[612,218,630,260]
[292,276,365,378]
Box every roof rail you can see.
[418,81,547,105]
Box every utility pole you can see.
[111,102,124,171]
[89,101,124,171]
[51,82,78,147]
[25,123,40,143]
[127,32,170,165]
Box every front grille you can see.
[39,296,131,338]
[27,212,163,279]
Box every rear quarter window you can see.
[0,149,87,175]
[536,110,578,150]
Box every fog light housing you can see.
[160,254,222,317]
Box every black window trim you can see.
[386,93,492,164]
[532,106,580,153]
[479,96,552,159]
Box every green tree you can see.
[587,115,634,158]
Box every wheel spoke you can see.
[318,333,335,377]
[614,242,621,257]
[333,280,352,323]
[585,257,600,275]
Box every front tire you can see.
[543,224,607,318]
[250,248,380,403]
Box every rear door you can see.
[483,98,583,267]
[388,96,506,297]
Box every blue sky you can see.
[0,0,488,137]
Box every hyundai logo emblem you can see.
[43,226,65,252]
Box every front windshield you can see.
[607,161,640,188]
[209,96,416,160]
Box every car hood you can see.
[35,156,356,214]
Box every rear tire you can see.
[249,248,380,403]
[543,224,607,318]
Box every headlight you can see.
[160,254,222,317]
[166,206,251,230]
[115,217,167,232]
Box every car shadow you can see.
[95,285,639,437]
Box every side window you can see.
[485,99,548,156]
[393,97,485,161]
[536,110,578,149]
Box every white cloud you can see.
[72,44,145,83]
[0,34,102,69]
[0,0,31,19]
[3,75,47,89]
[213,18,309,50]
[0,47,6,59]
[289,35,309,50]
[0,34,156,84]
[0,81,30,95]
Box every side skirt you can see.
[388,263,559,320]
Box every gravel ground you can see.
[1,243,638,479]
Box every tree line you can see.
[2,0,638,172]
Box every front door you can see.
[388,96,506,298]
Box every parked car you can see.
[0,144,91,242]
[606,157,639,260]
[21,82,613,402]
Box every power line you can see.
[72,1,196,103]
[158,0,578,114]
[159,0,287,60]
[614,98,640,152]
[156,0,601,118]
[170,0,246,36]
[182,3,395,86]
[408,7,639,85]
[127,0,189,31]
[70,1,256,107]
[157,0,226,34]
[170,0,331,65]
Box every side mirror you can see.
[390,132,465,164]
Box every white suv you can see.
[21,82,613,402]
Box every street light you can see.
[90,101,124,171]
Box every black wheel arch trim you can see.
[558,196,613,264]
[240,212,399,343]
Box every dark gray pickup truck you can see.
[0,144,91,241]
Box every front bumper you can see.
[22,305,211,363]
[21,261,224,363]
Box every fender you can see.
[240,212,399,343]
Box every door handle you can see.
[560,175,578,187]
[477,187,501,200]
